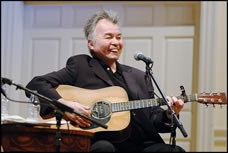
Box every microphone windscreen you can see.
[134,51,143,61]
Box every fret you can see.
[148,100,151,107]
[151,99,154,106]
[112,103,115,112]
[123,102,127,110]
[133,100,136,109]
[120,102,123,111]
[121,103,124,111]
[112,103,116,112]
[129,101,132,110]
[119,102,123,111]
[116,103,119,111]
[123,102,128,110]
[144,100,147,108]
[116,103,120,111]
[123,102,126,110]
[122,102,126,110]
[137,101,140,108]
[125,102,129,110]
[141,100,144,108]
[134,101,137,109]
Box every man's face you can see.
[88,19,123,64]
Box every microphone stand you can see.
[5,81,107,152]
[144,62,188,145]
[55,108,64,152]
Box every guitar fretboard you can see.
[111,94,197,112]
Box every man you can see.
[26,10,185,152]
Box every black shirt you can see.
[94,56,133,100]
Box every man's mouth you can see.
[109,49,118,52]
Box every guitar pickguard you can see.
[83,100,112,130]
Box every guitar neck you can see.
[111,94,197,112]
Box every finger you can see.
[81,110,91,118]
[76,105,91,117]
[171,96,178,102]
[83,105,90,110]
[176,99,184,109]
[76,117,91,127]
[166,96,173,105]
[172,97,184,108]
[169,97,177,111]
[64,112,76,121]
[77,116,92,125]
[65,112,91,127]
[75,114,92,126]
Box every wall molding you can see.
[197,2,218,151]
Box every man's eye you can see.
[117,36,121,40]
[105,37,111,39]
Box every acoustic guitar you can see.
[55,85,227,134]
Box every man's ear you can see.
[88,40,94,50]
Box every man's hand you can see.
[58,98,92,127]
[166,95,184,119]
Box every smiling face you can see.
[88,19,123,66]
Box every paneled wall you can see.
[1,1,226,152]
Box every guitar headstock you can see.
[197,92,227,105]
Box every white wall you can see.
[1,1,227,152]
[214,2,227,152]
[197,1,227,152]
[1,1,24,115]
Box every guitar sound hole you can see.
[91,101,111,119]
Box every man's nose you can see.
[111,37,119,44]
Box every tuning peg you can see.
[218,99,223,103]
[180,85,187,102]
[213,104,215,108]
[210,90,214,96]
[217,91,221,96]
[211,98,214,103]
[220,104,223,108]
[204,104,208,108]
[210,91,213,96]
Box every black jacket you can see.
[26,54,172,144]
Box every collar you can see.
[93,55,122,75]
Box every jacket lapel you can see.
[121,65,151,119]
[121,65,139,100]
[89,58,139,101]
[89,58,114,86]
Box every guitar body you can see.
[56,85,130,134]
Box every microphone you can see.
[1,77,12,98]
[1,77,13,85]
[134,51,153,64]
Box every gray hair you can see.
[84,10,120,41]
[84,10,120,55]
